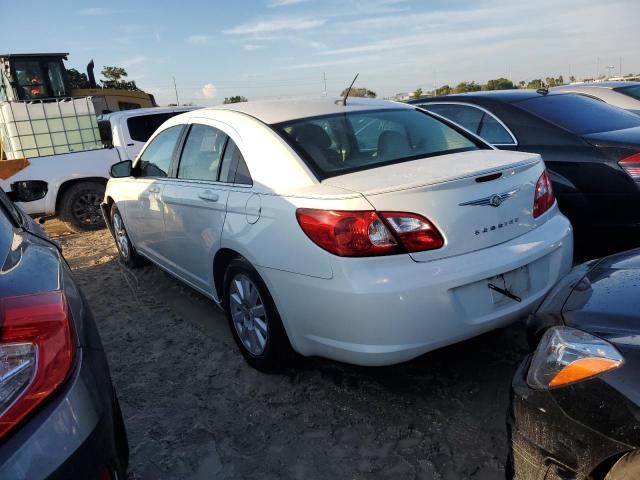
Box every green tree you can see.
[223,96,248,104]
[339,87,376,98]
[518,80,526,88]
[100,66,138,91]
[67,68,90,89]
[411,88,423,99]
[483,78,514,91]
[435,84,452,96]
[526,79,543,89]
[453,81,481,93]
[569,75,576,83]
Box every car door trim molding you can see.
[418,101,519,147]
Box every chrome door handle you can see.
[198,191,219,202]
[148,187,160,194]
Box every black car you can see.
[411,91,640,257]
[508,248,640,479]
[0,188,128,479]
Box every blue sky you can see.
[1,0,639,105]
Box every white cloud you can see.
[187,35,211,45]
[224,17,325,35]
[244,44,266,51]
[269,0,311,7]
[201,83,217,98]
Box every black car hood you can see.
[583,126,640,149]
[563,248,640,345]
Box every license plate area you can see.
[488,266,530,304]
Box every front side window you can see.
[177,125,227,181]
[274,108,482,178]
[137,126,183,178]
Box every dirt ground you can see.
[46,220,529,480]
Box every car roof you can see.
[98,106,199,122]
[410,89,554,104]
[206,97,409,124]
[553,81,640,90]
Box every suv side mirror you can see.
[10,181,48,202]
[111,160,133,178]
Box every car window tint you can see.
[178,125,227,181]
[616,85,640,101]
[220,139,252,185]
[518,94,640,134]
[276,108,481,178]
[478,114,515,144]
[421,104,483,134]
[137,126,182,178]
[127,113,181,142]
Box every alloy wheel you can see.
[112,212,130,260]
[72,192,103,226]
[229,273,269,356]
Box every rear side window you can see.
[274,108,481,179]
[127,113,180,142]
[137,126,183,178]
[518,94,640,134]
[421,104,483,134]
[478,114,515,145]
[220,139,252,185]
[177,125,228,182]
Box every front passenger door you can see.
[126,125,183,262]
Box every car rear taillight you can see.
[0,291,75,440]
[532,169,555,218]
[296,209,444,256]
[619,153,640,182]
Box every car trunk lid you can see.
[323,150,547,262]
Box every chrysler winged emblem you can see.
[459,189,519,207]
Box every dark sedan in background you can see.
[411,91,640,258]
[508,248,640,480]
[0,188,128,479]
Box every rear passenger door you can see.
[161,121,235,292]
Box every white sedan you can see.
[102,98,573,372]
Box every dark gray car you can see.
[0,188,128,479]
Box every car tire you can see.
[59,181,106,232]
[110,204,145,268]
[605,450,640,480]
[223,257,294,373]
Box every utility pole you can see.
[172,76,180,105]
[322,72,327,96]
[619,56,622,76]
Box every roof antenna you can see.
[336,73,359,106]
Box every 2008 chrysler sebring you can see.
[102,98,573,372]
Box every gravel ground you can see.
[47,221,529,480]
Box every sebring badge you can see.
[459,188,519,208]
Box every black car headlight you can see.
[527,326,623,389]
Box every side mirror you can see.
[111,160,133,178]
[10,180,48,202]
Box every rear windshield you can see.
[615,85,640,101]
[274,108,482,178]
[517,94,640,134]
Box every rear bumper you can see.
[262,213,573,366]
[0,347,128,480]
